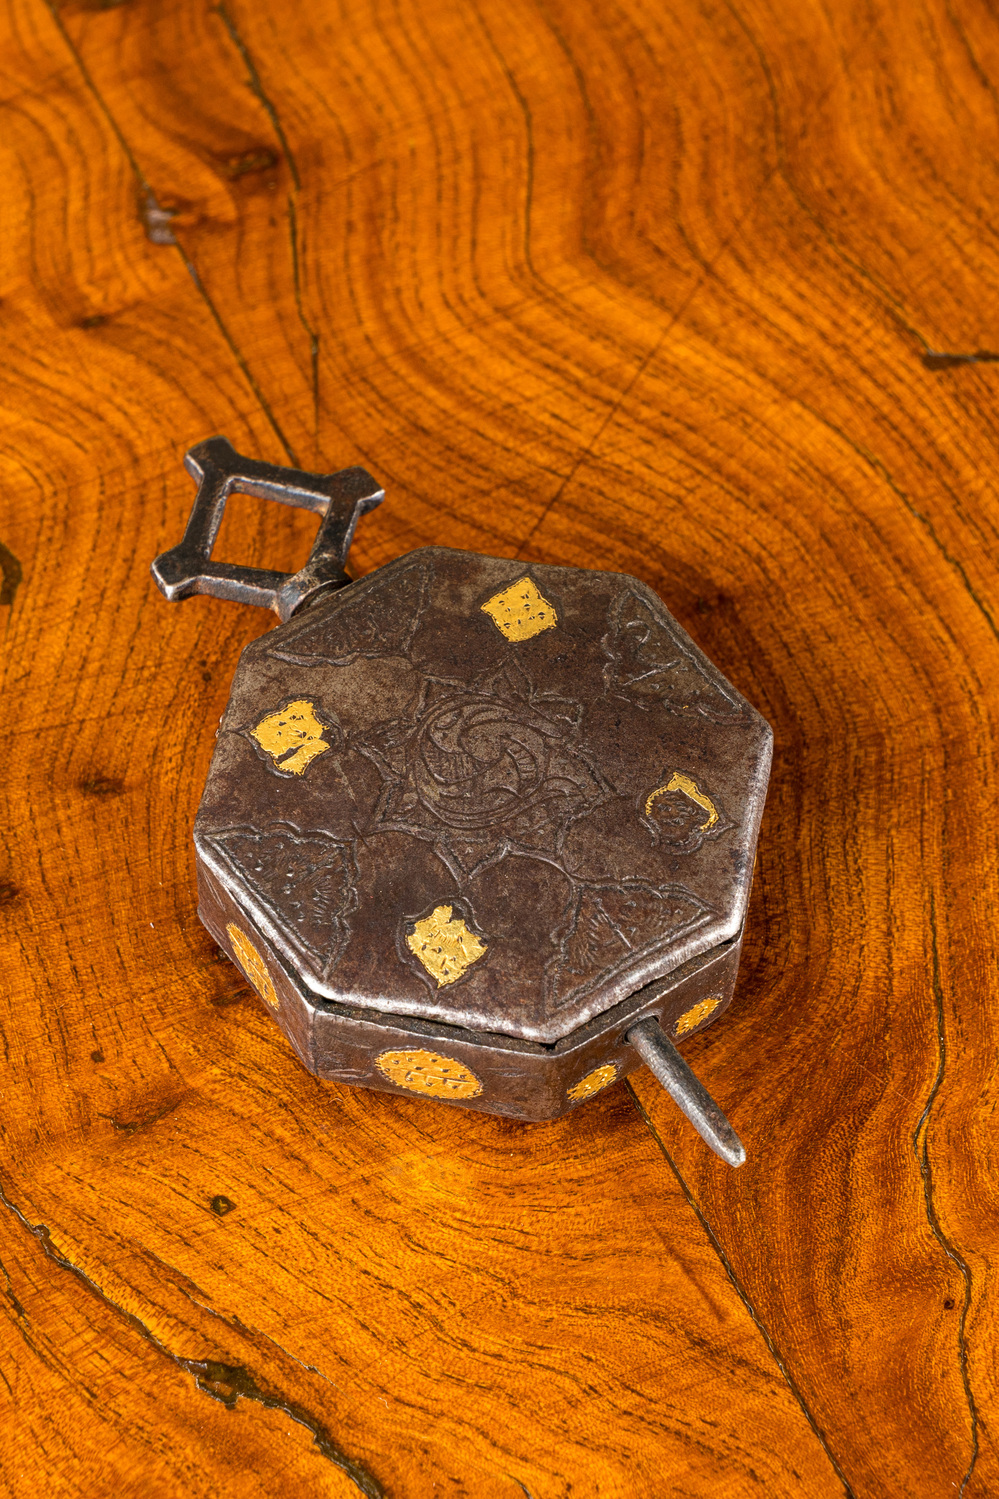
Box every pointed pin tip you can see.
[720,1137,747,1169]
[627,1015,747,1169]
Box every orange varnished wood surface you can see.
[2,1,997,1493]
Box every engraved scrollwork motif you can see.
[198,549,766,1038]
[359,659,612,878]
[205,822,358,982]
[602,589,744,721]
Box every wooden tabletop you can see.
[2,0,996,1494]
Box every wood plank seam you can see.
[0,1173,385,1499]
[626,1081,856,1499]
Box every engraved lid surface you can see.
[196,547,772,1043]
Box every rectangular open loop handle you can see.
[151,436,384,621]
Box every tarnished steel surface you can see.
[195,545,772,1044]
[197,851,746,1122]
[627,1016,747,1167]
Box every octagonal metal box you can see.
[154,439,772,1163]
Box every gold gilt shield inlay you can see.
[406,904,488,987]
[675,995,722,1037]
[226,923,279,1008]
[567,1063,618,1102]
[481,575,558,642]
[645,771,719,829]
[250,699,330,775]
[375,1049,482,1099]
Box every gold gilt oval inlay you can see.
[226,922,279,1008]
[675,995,722,1038]
[567,1063,618,1102]
[375,1049,482,1100]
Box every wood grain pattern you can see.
[2,0,997,1493]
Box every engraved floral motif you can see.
[603,589,744,721]
[206,822,357,982]
[268,556,431,667]
[199,549,769,1040]
[359,660,611,878]
[547,880,712,1008]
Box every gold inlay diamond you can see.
[375,1049,482,1100]
[250,699,330,775]
[406,905,488,987]
[226,923,279,1008]
[481,576,558,642]
[675,995,722,1038]
[645,771,719,830]
[567,1063,618,1102]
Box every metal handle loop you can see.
[150,436,385,622]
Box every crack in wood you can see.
[0,1175,385,1498]
[511,159,779,561]
[42,0,300,467]
[288,193,322,442]
[96,1096,187,1135]
[0,542,22,607]
[922,350,999,370]
[212,2,299,190]
[0,1251,27,1321]
[626,1081,857,1499]
[140,187,178,245]
[214,2,321,443]
[911,897,979,1498]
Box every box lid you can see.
[196,547,771,1043]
